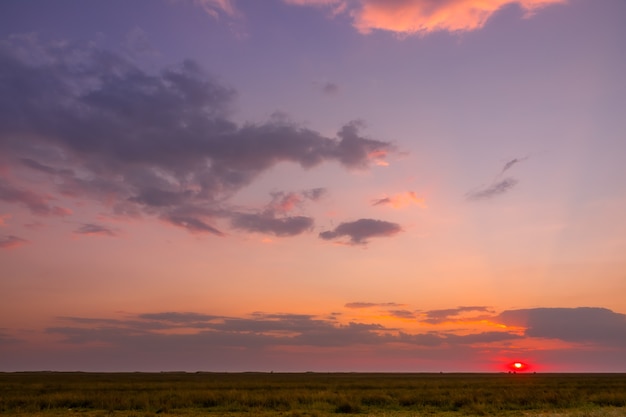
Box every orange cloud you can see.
[372,191,426,209]
[284,0,566,35]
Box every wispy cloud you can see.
[466,177,519,201]
[319,218,402,245]
[421,306,493,324]
[0,234,28,249]
[74,223,117,237]
[466,156,528,201]
[500,156,529,175]
[0,181,71,217]
[345,302,403,309]
[282,0,567,36]
[372,191,426,209]
[314,81,340,96]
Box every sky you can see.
[1,0,625,373]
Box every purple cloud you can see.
[74,223,117,237]
[0,235,29,249]
[497,307,626,345]
[0,36,392,237]
[319,218,402,245]
[466,177,518,201]
[421,306,493,324]
[345,302,403,309]
[0,181,70,217]
[466,156,528,201]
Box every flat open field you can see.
[1,372,625,416]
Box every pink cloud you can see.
[192,0,238,18]
[372,191,426,209]
[284,0,567,35]
[0,235,29,250]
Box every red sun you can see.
[508,361,529,372]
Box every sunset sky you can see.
[1,0,625,373]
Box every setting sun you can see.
[508,361,530,372]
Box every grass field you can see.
[1,372,625,416]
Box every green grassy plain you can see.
[1,372,625,416]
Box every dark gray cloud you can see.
[0,234,28,249]
[313,81,339,96]
[322,82,339,95]
[388,310,415,319]
[421,306,492,324]
[466,156,528,201]
[231,213,314,236]
[497,307,626,346]
[229,189,325,236]
[139,312,222,323]
[372,197,391,206]
[466,177,518,201]
[500,156,529,175]
[319,218,402,245]
[20,158,75,176]
[74,223,117,237]
[0,36,392,237]
[0,330,20,344]
[164,214,225,236]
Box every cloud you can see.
[230,189,325,236]
[0,181,71,217]
[4,306,625,371]
[500,156,529,175]
[0,234,28,249]
[139,312,222,323]
[0,330,20,344]
[191,0,238,19]
[388,310,416,319]
[466,156,528,201]
[497,307,626,346]
[314,81,339,96]
[319,218,402,245]
[421,306,493,324]
[283,0,566,36]
[345,302,403,309]
[0,36,392,238]
[164,214,225,236]
[231,213,314,236]
[466,177,518,200]
[74,223,117,237]
[372,191,426,209]
[0,213,10,226]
